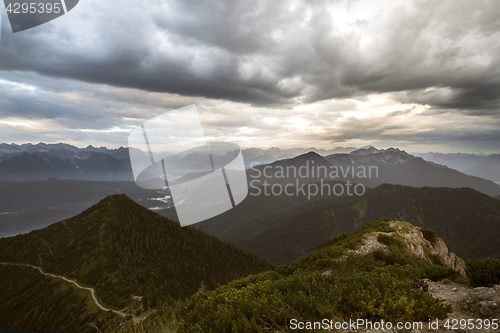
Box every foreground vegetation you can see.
[467,258,500,287]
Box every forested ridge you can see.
[236,184,500,264]
[0,194,273,332]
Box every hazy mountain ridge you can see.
[415,152,500,184]
[0,143,358,181]
[0,143,148,182]
[246,151,377,188]
[1,143,498,193]
[0,142,127,157]
[325,147,500,197]
[241,146,359,166]
[0,194,273,332]
[0,150,133,181]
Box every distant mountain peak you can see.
[297,151,322,158]
[99,193,132,204]
[288,151,330,164]
[349,146,380,156]
[349,146,413,161]
[84,193,138,215]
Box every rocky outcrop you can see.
[324,221,495,333]
[431,237,467,276]
[349,221,466,276]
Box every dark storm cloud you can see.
[397,86,500,113]
[327,115,500,146]
[0,0,298,105]
[0,70,199,133]
[1,0,499,110]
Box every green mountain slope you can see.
[0,264,117,332]
[0,194,273,332]
[236,184,500,265]
[193,181,341,242]
[175,219,460,332]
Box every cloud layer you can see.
[0,0,499,152]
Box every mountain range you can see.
[0,143,356,182]
[0,144,135,181]
[2,147,500,331]
[242,147,500,196]
[1,143,499,195]
[164,147,498,242]
[2,144,500,243]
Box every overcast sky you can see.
[0,0,499,153]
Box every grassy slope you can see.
[0,264,117,332]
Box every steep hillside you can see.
[235,184,500,265]
[193,180,342,241]
[0,264,117,332]
[0,194,273,332]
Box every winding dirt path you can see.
[0,262,127,317]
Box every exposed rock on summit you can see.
[349,221,466,276]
